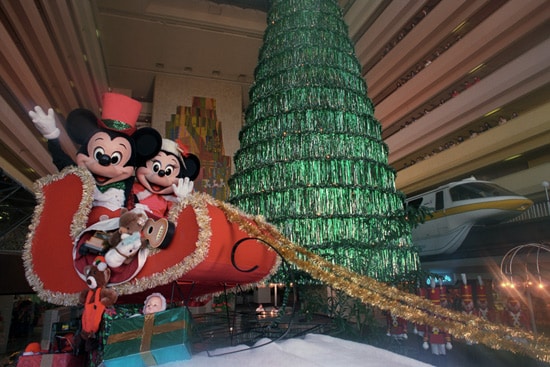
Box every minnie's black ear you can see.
[132,127,162,163]
[181,154,201,181]
[66,108,100,145]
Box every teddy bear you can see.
[78,256,117,350]
[105,208,148,268]
[105,208,175,268]
[109,208,148,244]
[105,208,175,258]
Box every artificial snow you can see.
[158,333,432,367]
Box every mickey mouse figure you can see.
[29,93,162,225]
[131,138,200,219]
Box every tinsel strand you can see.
[216,199,550,363]
[23,166,95,306]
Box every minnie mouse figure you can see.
[132,138,200,220]
[29,93,162,225]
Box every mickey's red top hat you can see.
[99,92,142,135]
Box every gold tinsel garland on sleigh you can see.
[23,167,280,305]
[218,200,550,363]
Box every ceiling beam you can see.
[375,0,550,130]
[395,102,550,194]
[354,0,427,72]
[365,0,490,100]
[386,37,550,163]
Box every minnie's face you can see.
[75,131,134,186]
[136,151,181,195]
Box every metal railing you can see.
[507,201,550,223]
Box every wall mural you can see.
[166,97,231,200]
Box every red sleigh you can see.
[23,167,280,306]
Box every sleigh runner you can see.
[23,166,280,306]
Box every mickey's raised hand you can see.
[28,106,60,139]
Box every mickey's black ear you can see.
[133,127,162,162]
[66,108,100,145]
[181,154,201,181]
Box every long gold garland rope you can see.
[215,200,550,363]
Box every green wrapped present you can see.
[103,307,191,366]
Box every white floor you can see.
[159,333,433,367]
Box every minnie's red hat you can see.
[99,93,142,135]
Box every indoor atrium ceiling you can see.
[0,0,549,249]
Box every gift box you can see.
[103,307,191,367]
[186,299,213,315]
[16,353,85,367]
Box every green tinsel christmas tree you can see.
[228,0,420,284]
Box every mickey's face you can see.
[76,131,134,186]
[136,151,181,195]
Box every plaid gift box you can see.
[103,307,191,367]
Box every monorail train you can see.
[406,177,533,257]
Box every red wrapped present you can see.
[17,353,84,367]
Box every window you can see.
[407,197,423,209]
[449,182,517,201]
[435,191,444,210]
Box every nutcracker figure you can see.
[460,274,475,316]
[438,281,450,309]
[423,281,452,355]
[475,276,495,322]
[460,274,476,345]
[386,312,408,340]
[501,295,531,331]
[413,287,427,337]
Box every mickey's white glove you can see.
[446,342,453,350]
[173,177,194,200]
[28,106,60,139]
[422,341,429,350]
